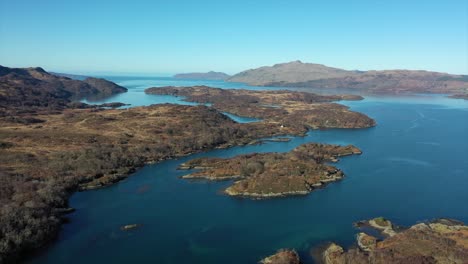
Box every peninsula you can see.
[145,86,376,133]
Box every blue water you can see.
[82,76,291,107]
[30,77,468,264]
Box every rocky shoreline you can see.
[259,249,301,264]
[320,217,468,263]
[265,217,468,264]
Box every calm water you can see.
[31,77,468,264]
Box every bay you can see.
[30,77,468,264]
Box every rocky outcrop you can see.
[120,224,140,231]
[179,143,361,198]
[322,243,345,264]
[259,249,300,264]
[354,217,397,237]
[356,232,377,252]
[321,218,468,264]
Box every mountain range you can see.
[227,61,468,94]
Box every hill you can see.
[228,61,468,94]
[0,66,127,108]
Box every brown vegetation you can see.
[0,67,375,263]
[321,218,468,264]
[179,143,361,197]
[0,103,296,263]
[227,61,468,94]
[145,86,375,130]
[259,249,301,264]
[0,65,127,109]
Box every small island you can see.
[179,143,362,198]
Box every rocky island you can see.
[179,143,361,198]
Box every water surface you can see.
[30,77,468,264]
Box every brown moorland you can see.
[321,218,468,264]
[178,143,362,198]
[145,85,375,130]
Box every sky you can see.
[0,0,467,75]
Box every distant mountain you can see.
[228,61,468,94]
[0,66,127,108]
[228,60,354,85]
[174,71,230,80]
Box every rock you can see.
[120,224,140,231]
[368,217,396,237]
[53,207,76,215]
[259,249,300,264]
[356,232,377,252]
[322,243,344,264]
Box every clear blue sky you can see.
[0,0,466,75]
